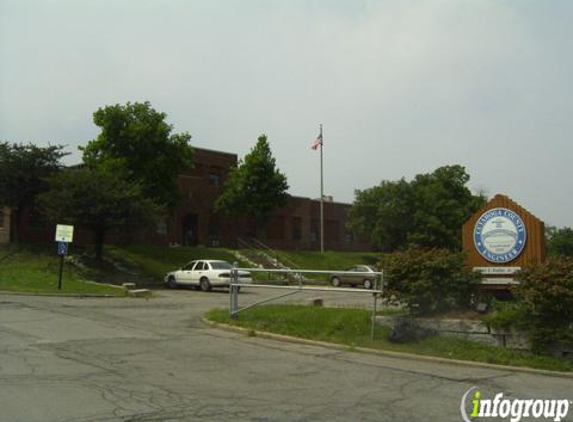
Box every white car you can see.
[164,260,252,291]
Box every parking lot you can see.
[1,288,571,422]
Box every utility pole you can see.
[319,124,324,253]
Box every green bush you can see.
[512,257,573,353]
[381,247,478,315]
[483,300,527,331]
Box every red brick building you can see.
[3,147,371,252]
[151,147,370,251]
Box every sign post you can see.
[55,225,74,290]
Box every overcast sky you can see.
[1,0,572,227]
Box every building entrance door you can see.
[182,214,198,246]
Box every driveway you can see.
[0,289,571,422]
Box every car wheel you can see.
[200,277,212,292]
[363,279,373,290]
[331,277,341,287]
[167,276,177,289]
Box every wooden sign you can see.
[462,194,545,288]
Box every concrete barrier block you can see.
[308,297,324,307]
[418,318,490,334]
[128,289,151,298]
[444,332,500,347]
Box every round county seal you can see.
[473,207,527,263]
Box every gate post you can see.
[230,268,239,320]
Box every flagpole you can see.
[319,124,324,254]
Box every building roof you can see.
[192,146,238,159]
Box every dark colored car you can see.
[330,265,379,289]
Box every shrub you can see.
[381,247,478,315]
[483,300,529,331]
[512,257,573,353]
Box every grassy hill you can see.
[0,244,126,296]
[0,243,381,291]
[105,244,243,281]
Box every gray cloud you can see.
[1,0,571,226]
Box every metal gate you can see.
[229,267,384,340]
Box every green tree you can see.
[349,179,414,252]
[39,167,159,262]
[81,101,194,208]
[546,226,573,257]
[348,165,485,251]
[215,134,289,236]
[0,142,67,242]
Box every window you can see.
[182,261,196,271]
[344,231,354,244]
[209,173,221,186]
[292,217,302,241]
[210,261,233,270]
[209,215,220,247]
[310,219,319,243]
[156,219,167,235]
[193,261,206,271]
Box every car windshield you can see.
[209,261,233,270]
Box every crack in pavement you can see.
[2,293,570,422]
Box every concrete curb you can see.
[202,318,573,379]
[0,290,123,298]
[0,287,149,298]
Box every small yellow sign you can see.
[55,224,74,242]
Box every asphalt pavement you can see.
[0,288,571,422]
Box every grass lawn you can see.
[0,245,126,296]
[106,244,247,281]
[107,245,381,284]
[206,305,573,373]
[264,249,380,271]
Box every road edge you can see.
[202,317,573,379]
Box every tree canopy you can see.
[39,167,159,262]
[215,134,289,233]
[348,165,485,251]
[0,142,67,241]
[81,101,194,208]
[546,226,573,257]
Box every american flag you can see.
[311,132,323,150]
